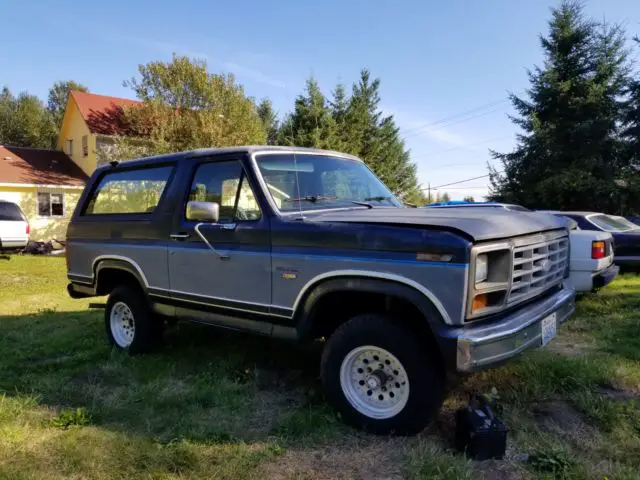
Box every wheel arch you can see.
[93,256,148,296]
[295,271,451,361]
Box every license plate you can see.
[541,312,557,347]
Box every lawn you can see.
[0,255,639,479]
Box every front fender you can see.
[295,275,449,343]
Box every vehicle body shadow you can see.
[0,309,327,445]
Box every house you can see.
[0,145,88,240]
[57,90,141,176]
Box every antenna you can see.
[287,115,304,220]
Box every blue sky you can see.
[2,0,640,199]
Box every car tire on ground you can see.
[105,285,162,354]
[321,313,444,435]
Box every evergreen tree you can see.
[257,98,278,145]
[490,1,631,212]
[621,36,640,212]
[48,80,89,128]
[463,195,475,202]
[344,70,423,202]
[440,192,451,202]
[277,77,338,149]
[278,70,424,203]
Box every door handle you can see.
[170,233,190,240]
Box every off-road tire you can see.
[105,285,162,354]
[321,313,444,435]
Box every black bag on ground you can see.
[455,394,508,460]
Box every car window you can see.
[188,161,260,222]
[255,153,400,212]
[0,202,26,221]
[84,166,174,215]
[588,214,638,232]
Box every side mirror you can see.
[186,201,219,223]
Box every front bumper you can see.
[441,281,575,373]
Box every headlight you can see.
[475,254,488,284]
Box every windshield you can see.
[588,214,640,232]
[255,153,401,212]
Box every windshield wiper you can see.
[351,201,374,209]
[285,195,337,203]
[364,196,393,202]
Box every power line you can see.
[410,135,512,163]
[432,173,492,189]
[398,99,508,138]
[403,105,507,141]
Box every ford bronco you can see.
[66,146,576,434]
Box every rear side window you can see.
[0,202,25,221]
[84,166,173,215]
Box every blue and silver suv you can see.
[66,146,575,434]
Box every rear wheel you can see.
[105,286,162,354]
[321,314,444,435]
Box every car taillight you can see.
[592,241,606,259]
[26,224,30,235]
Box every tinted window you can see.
[188,161,260,222]
[0,202,25,221]
[84,166,173,215]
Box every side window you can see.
[188,161,260,222]
[84,165,173,215]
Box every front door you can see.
[168,157,271,322]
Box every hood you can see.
[306,207,568,242]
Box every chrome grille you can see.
[508,232,569,305]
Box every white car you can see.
[427,202,619,292]
[0,200,29,252]
[565,228,617,292]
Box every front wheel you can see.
[321,314,444,435]
[105,286,162,354]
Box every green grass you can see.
[0,255,639,479]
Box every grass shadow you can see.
[0,309,336,447]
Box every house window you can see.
[65,139,73,156]
[37,192,64,217]
[82,135,88,156]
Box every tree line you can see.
[490,0,640,214]
[2,0,640,212]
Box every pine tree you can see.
[277,77,338,149]
[490,1,631,212]
[256,98,278,145]
[463,196,475,202]
[621,36,640,212]
[344,70,423,202]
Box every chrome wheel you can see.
[110,301,136,348]
[339,345,410,419]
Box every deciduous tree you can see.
[48,80,88,128]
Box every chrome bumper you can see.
[451,281,575,372]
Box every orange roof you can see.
[0,145,88,186]
[70,90,141,135]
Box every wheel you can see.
[321,314,444,435]
[105,285,162,354]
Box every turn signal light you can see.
[472,294,489,312]
[592,241,606,259]
[26,224,30,235]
